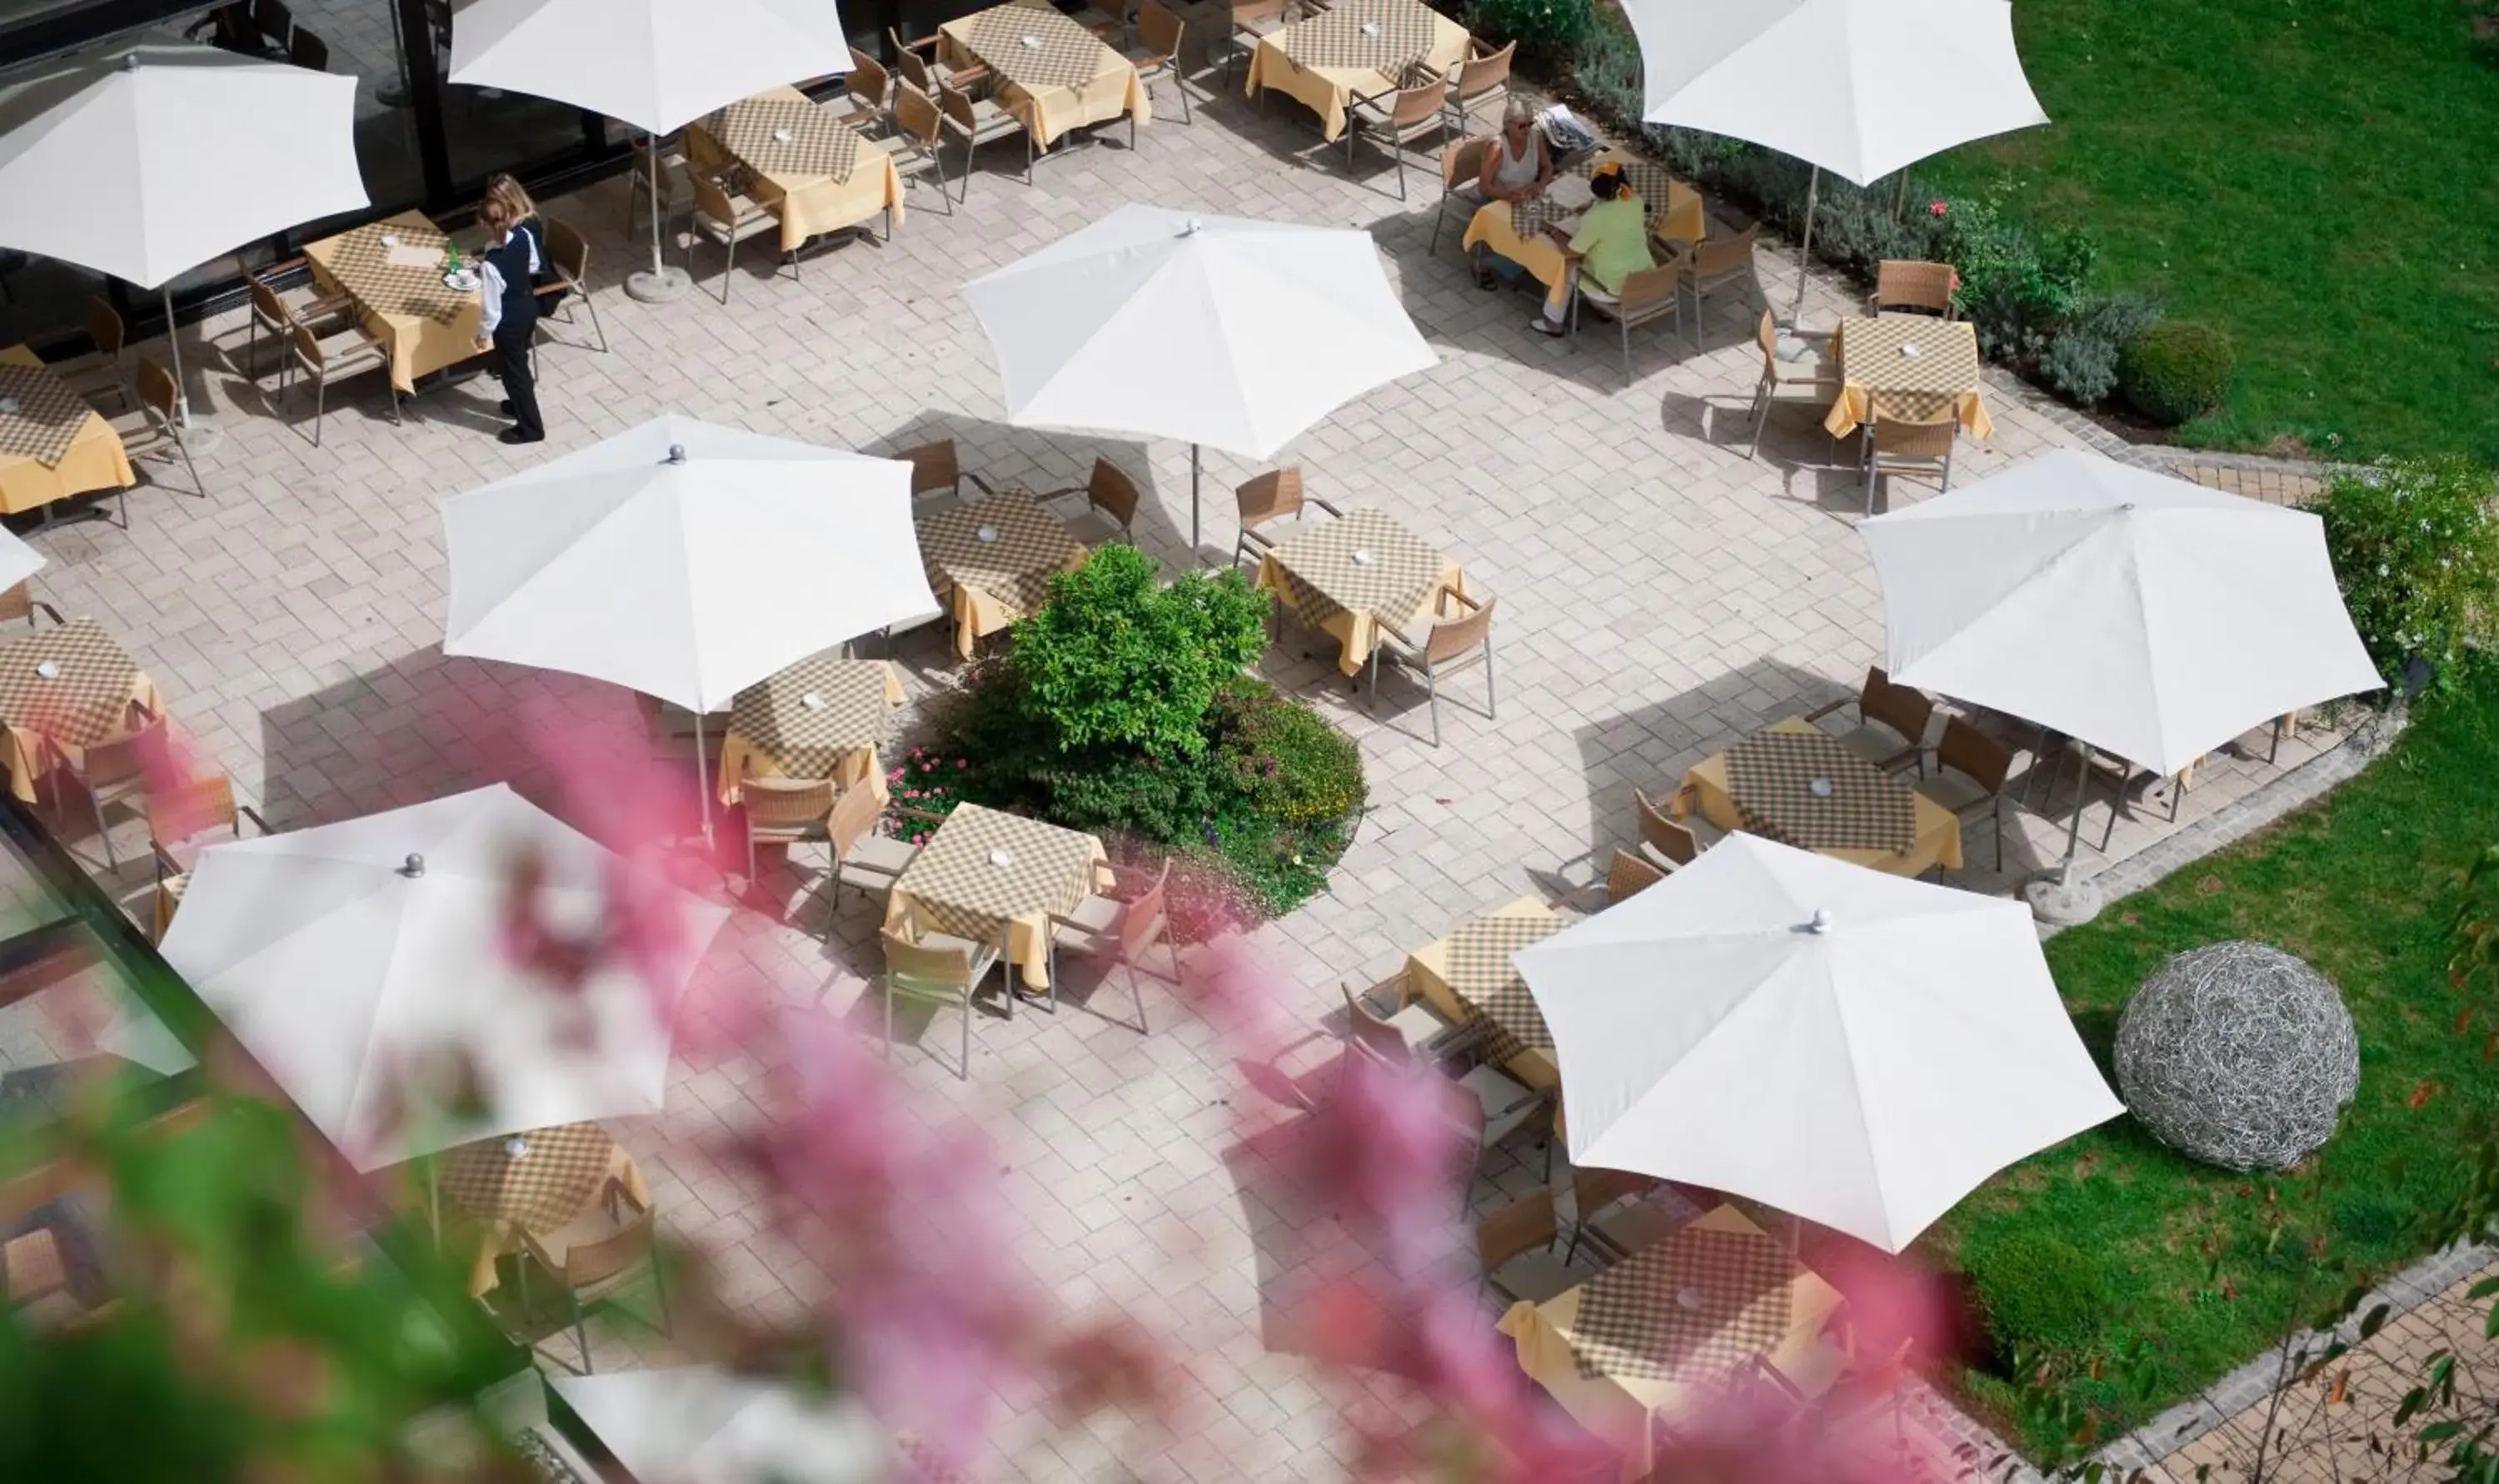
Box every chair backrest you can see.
[1233,0,1290,26]
[1755,309,1782,369]
[1442,136,1490,194]
[743,775,837,830]
[1571,1165,1657,1224]
[1869,410,1958,461]
[135,358,179,428]
[691,171,738,230]
[829,778,885,859]
[632,146,673,202]
[1874,258,1955,316]
[556,1206,653,1289]
[289,27,326,71]
[1935,716,2013,795]
[1087,458,1141,530]
[1138,0,1185,58]
[883,926,979,992]
[893,82,942,147]
[1614,261,1682,316]
[1858,666,1933,749]
[87,297,123,359]
[1604,848,1664,902]
[1476,1189,1557,1272]
[147,774,239,846]
[1455,38,1514,98]
[546,218,590,284]
[1235,468,1304,528]
[1118,860,1171,962]
[1390,78,1444,128]
[252,0,292,47]
[900,439,958,496]
[1339,982,1412,1066]
[1424,591,1494,665]
[82,713,168,785]
[939,82,985,135]
[248,276,292,331]
[3,1229,66,1302]
[287,322,325,373]
[0,582,30,626]
[1690,222,1759,277]
[847,47,890,107]
[1632,786,1696,864]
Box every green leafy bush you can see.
[1966,1232,2110,1369]
[2316,456,2499,689]
[1010,544,1269,759]
[2119,320,2236,426]
[1460,0,1596,67]
[2038,293,2163,406]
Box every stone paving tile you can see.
[8,59,2375,1482]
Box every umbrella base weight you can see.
[625,266,693,303]
[2023,874,2104,928]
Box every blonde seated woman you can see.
[1529,160,1651,338]
[1469,98,1553,291]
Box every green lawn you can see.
[1928,668,2499,1453]
[1918,0,2499,460]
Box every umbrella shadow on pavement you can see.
[863,408,1197,562]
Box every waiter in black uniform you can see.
[472,193,545,446]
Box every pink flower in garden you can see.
[1928,199,1949,217]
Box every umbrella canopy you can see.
[1516,834,2121,1252]
[1858,449,2383,779]
[0,44,366,289]
[1620,0,2046,186]
[0,527,43,595]
[550,1367,893,1484]
[447,0,850,136]
[441,414,935,715]
[162,784,728,1170]
[965,205,1436,545]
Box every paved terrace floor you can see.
[12,68,2354,1482]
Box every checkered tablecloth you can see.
[1444,911,1562,1062]
[699,94,862,184]
[728,655,895,779]
[1284,0,1439,72]
[1509,156,1683,238]
[955,3,1107,91]
[0,620,145,748]
[891,803,1101,949]
[917,491,1082,624]
[1265,507,1445,637]
[1573,1222,1800,1383]
[1723,729,1917,855]
[320,219,471,326]
[0,362,94,469]
[439,1123,618,1233]
[1836,314,1982,423]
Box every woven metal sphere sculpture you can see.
[2112,941,2360,1173]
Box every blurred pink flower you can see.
[1928,199,1948,217]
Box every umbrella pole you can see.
[625,132,694,303]
[694,710,714,844]
[1191,443,1202,558]
[1789,167,1822,326]
[161,286,190,426]
[2060,742,2091,881]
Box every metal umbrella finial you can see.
[1180,218,1202,237]
[664,444,687,465]
[121,52,141,71]
[398,853,426,879]
[1808,908,1833,934]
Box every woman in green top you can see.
[1532,162,1652,337]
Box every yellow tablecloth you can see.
[1681,716,1963,876]
[1404,894,1559,1089]
[884,804,1113,990]
[1821,315,1993,441]
[1252,508,1464,677]
[713,658,905,804]
[1243,0,1469,141]
[303,210,486,396]
[0,623,163,806]
[940,0,1150,149]
[0,346,135,517]
[441,1138,650,1299]
[1496,1203,1847,1483]
[1460,154,1704,314]
[684,86,906,253]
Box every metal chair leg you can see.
[90,790,114,869]
[1483,639,1495,720]
[580,289,608,354]
[312,376,326,448]
[719,234,736,305]
[573,1295,592,1374]
[1424,664,1439,748]
[957,986,970,1078]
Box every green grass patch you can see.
[1928,666,2499,1454]
[1918,0,2499,458]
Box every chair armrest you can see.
[27,599,62,627]
[902,32,944,53]
[1871,743,1922,774]
[965,471,1000,496]
[150,841,182,884]
[1802,696,1853,723]
[1431,585,1481,620]
[890,804,952,825]
[238,804,272,834]
[1030,484,1085,503]
[1309,497,1345,517]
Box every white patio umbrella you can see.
[1859,450,2382,859]
[160,784,729,1171]
[441,414,935,834]
[1619,0,2048,316]
[0,45,367,423]
[964,205,1439,552]
[550,1367,893,1484]
[1515,834,2121,1252]
[448,0,850,301]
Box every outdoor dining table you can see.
[1681,716,1962,877]
[1404,895,1563,1090]
[1821,312,1994,441]
[685,85,903,253]
[1254,506,1462,678]
[939,0,1150,150]
[436,1122,651,1299]
[0,346,135,517]
[915,489,1089,660]
[1245,0,1469,142]
[1497,1203,1848,1483]
[0,618,162,805]
[883,802,1111,991]
[1459,151,1706,306]
[302,209,484,396]
[713,654,905,807]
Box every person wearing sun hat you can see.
[1529,160,1654,338]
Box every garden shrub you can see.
[2119,321,2236,426]
[2315,456,2499,690]
[2038,293,2163,406]
[1965,1232,2109,1369]
[1010,544,1268,758]
[1459,0,1596,68]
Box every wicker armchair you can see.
[1572,254,1688,387]
[1368,588,1495,747]
[1860,409,1958,514]
[1232,467,1338,569]
[1746,309,1838,458]
[1123,0,1192,127]
[937,82,1031,198]
[1803,665,1933,774]
[686,172,788,301]
[1429,136,1491,255]
[1035,457,1141,545]
[1678,222,1760,347]
[1444,39,1514,131]
[1873,258,1956,318]
[1344,72,1449,199]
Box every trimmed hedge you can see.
[2119,321,2236,427]
[1965,1232,2111,1369]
